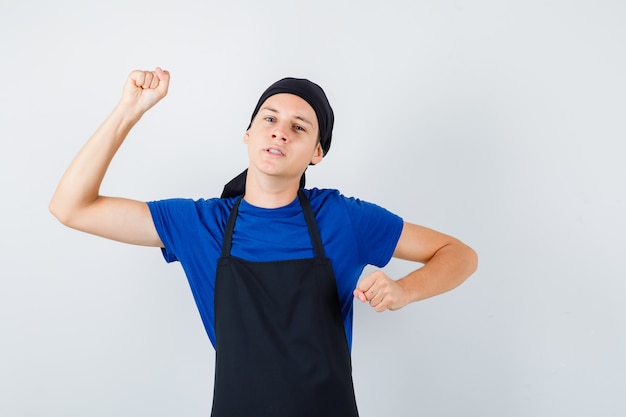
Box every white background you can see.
[1,0,624,416]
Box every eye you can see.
[294,125,305,132]
[264,116,276,123]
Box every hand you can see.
[353,270,410,312]
[119,67,170,115]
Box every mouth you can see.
[265,147,285,156]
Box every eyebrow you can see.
[260,106,314,128]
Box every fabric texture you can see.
[147,188,403,349]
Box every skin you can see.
[49,68,478,313]
[243,93,324,208]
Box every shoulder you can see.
[304,188,349,215]
[304,187,341,203]
[304,187,364,206]
[305,188,401,218]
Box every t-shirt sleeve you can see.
[341,195,404,268]
[147,198,201,263]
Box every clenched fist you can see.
[354,270,411,312]
[119,67,170,116]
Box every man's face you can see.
[245,93,322,182]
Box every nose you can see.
[271,122,289,142]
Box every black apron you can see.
[211,190,359,417]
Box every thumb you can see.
[354,272,376,302]
[353,288,367,302]
[155,67,170,86]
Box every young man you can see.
[50,67,477,417]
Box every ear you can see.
[243,130,250,144]
[310,143,323,165]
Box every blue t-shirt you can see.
[147,188,403,349]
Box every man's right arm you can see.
[49,68,170,247]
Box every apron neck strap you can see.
[297,189,326,259]
[221,196,244,258]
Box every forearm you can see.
[49,104,143,225]
[397,240,478,303]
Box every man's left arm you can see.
[354,222,478,312]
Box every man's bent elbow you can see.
[49,198,70,226]
[49,196,79,228]
[462,243,479,278]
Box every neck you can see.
[243,169,302,208]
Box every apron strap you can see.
[221,195,244,258]
[297,189,326,260]
[220,191,326,260]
